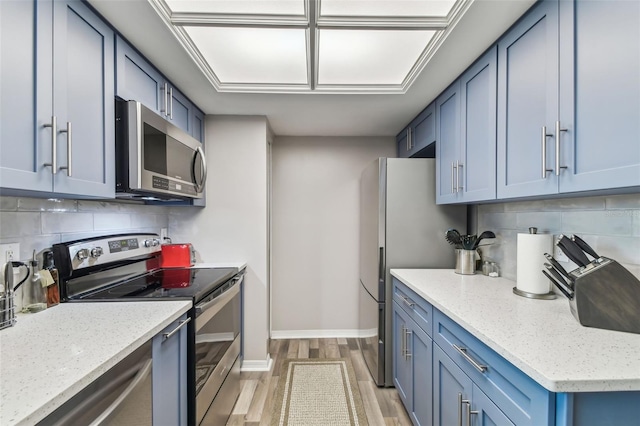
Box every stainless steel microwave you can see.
[115,99,206,200]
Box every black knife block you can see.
[568,258,640,334]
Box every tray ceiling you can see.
[151,0,470,93]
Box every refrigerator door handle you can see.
[378,247,384,283]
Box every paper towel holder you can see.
[513,227,557,300]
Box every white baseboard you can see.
[270,329,370,339]
[241,356,273,372]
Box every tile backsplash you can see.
[475,194,640,281]
[0,196,170,262]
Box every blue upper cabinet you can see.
[115,36,204,142]
[557,0,640,192]
[435,82,461,204]
[498,0,639,199]
[459,47,497,203]
[437,48,497,204]
[397,102,436,158]
[497,0,560,199]
[0,0,114,198]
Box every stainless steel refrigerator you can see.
[358,158,467,386]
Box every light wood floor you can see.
[226,338,412,426]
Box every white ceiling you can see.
[88,0,537,137]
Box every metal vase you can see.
[455,249,476,275]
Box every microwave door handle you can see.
[193,146,207,193]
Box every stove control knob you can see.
[152,239,160,247]
[90,247,104,258]
[144,239,153,248]
[76,249,90,261]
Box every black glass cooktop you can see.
[74,267,237,303]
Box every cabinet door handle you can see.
[555,121,568,176]
[541,126,553,178]
[401,295,415,308]
[400,325,406,357]
[453,344,488,373]
[457,393,464,426]
[457,162,464,192]
[43,116,58,174]
[161,82,169,117]
[162,317,191,342]
[466,400,479,426]
[452,162,457,193]
[404,328,412,359]
[408,127,413,150]
[168,87,173,120]
[58,122,72,177]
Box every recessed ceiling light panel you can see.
[184,26,309,85]
[317,29,436,86]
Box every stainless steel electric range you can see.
[52,233,243,426]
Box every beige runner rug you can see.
[271,358,369,426]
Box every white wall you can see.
[271,136,395,337]
[169,116,270,368]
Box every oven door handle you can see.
[195,275,242,317]
[89,358,152,426]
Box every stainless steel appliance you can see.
[52,233,243,425]
[115,99,206,201]
[359,158,466,386]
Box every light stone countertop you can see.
[390,269,640,393]
[0,300,191,426]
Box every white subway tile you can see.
[516,212,562,234]
[542,196,605,211]
[18,198,77,212]
[0,197,19,211]
[94,213,131,230]
[605,194,640,210]
[504,200,546,212]
[0,212,41,238]
[41,212,93,234]
[561,211,633,236]
[593,236,640,265]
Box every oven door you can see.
[194,275,242,425]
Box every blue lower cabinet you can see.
[433,344,473,426]
[393,300,433,426]
[472,383,514,426]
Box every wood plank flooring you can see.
[226,338,412,426]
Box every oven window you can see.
[194,290,241,396]
[143,123,196,183]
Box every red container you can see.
[161,244,195,268]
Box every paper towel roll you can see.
[516,233,554,294]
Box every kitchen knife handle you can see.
[544,263,573,290]
[544,253,573,283]
[555,121,568,176]
[571,235,600,260]
[557,235,591,267]
[43,116,58,174]
[541,126,553,178]
[542,270,573,299]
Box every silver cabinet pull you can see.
[451,162,456,194]
[408,127,413,150]
[453,344,488,373]
[406,128,411,151]
[43,116,58,174]
[541,126,553,178]
[457,162,464,191]
[457,393,463,426]
[161,82,169,117]
[555,121,568,176]
[401,324,407,358]
[58,122,72,177]
[467,400,478,426]
[168,86,173,120]
[162,317,191,342]
[401,295,415,308]
[404,328,412,359]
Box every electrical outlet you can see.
[1,243,20,264]
[160,228,168,242]
[553,236,569,263]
